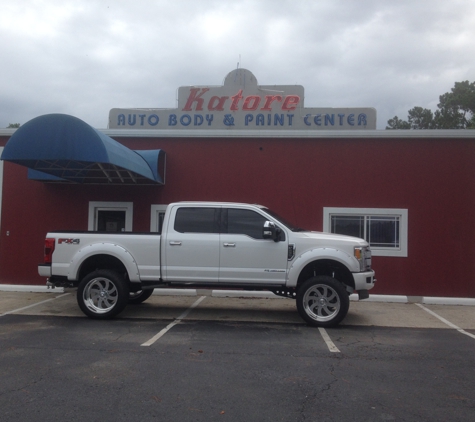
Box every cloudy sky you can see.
[1,0,474,129]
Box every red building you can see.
[1,69,474,297]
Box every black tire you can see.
[77,270,129,319]
[296,276,349,327]
[128,288,154,305]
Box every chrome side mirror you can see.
[263,221,280,242]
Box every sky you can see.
[1,0,474,130]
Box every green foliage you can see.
[7,123,20,128]
[386,116,410,129]
[408,107,435,129]
[386,81,475,129]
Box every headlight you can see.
[354,246,371,271]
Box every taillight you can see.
[44,238,55,264]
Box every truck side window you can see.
[226,208,268,239]
[174,207,220,233]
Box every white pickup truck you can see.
[38,202,375,327]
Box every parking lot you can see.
[1,290,474,421]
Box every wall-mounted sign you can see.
[109,69,376,130]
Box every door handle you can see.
[223,243,236,247]
[169,241,182,246]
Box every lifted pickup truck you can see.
[39,202,375,327]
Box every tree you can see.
[407,107,435,129]
[386,116,410,129]
[7,123,20,128]
[386,81,475,129]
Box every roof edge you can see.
[0,129,17,137]
[2,127,474,139]
[99,129,475,139]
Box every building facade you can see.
[0,69,474,297]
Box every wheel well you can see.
[297,259,354,290]
[77,254,128,282]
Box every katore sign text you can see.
[182,88,300,111]
[109,69,376,130]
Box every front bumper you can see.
[353,270,376,291]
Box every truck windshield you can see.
[261,208,307,232]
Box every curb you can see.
[1,284,474,306]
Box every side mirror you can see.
[263,221,281,242]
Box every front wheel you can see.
[77,270,129,319]
[296,276,349,327]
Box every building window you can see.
[150,205,168,233]
[88,202,133,232]
[323,208,408,257]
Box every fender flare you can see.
[67,242,141,282]
[286,247,358,288]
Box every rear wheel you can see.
[296,276,349,327]
[77,270,129,319]
[128,288,154,305]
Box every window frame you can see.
[173,207,221,234]
[150,204,168,233]
[88,201,133,232]
[224,208,269,240]
[323,207,408,257]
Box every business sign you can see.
[109,69,376,130]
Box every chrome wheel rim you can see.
[83,277,118,314]
[303,284,340,322]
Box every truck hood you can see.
[291,230,368,248]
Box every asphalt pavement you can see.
[1,288,475,331]
[1,288,474,421]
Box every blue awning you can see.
[0,114,165,185]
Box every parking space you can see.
[343,300,475,331]
[1,290,475,421]
[0,291,72,317]
[416,302,475,330]
[1,302,475,421]
[1,289,473,336]
[1,289,474,358]
[3,290,474,332]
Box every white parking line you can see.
[416,303,475,340]
[141,296,207,346]
[318,327,340,353]
[0,293,71,317]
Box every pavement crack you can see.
[321,363,339,392]
[297,362,340,421]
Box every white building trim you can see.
[323,207,408,257]
[88,201,133,231]
[97,129,475,139]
